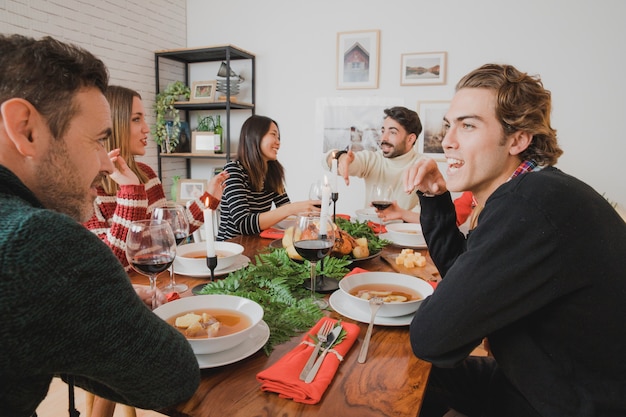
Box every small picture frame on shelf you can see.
[190,80,217,103]
[192,131,217,154]
[177,179,208,203]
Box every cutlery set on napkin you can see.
[256,318,360,404]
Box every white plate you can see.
[195,320,270,368]
[379,233,427,249]
[329,290,414,326]
[174,255,250,278]
[355,208,402,225]
[272,215,297,230]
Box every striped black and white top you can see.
[217,160,290,240]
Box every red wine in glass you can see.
[293,239,334,262]
[370,184,393,234]
[125,219,176,310]
[293,213,335,308]
[152,203,190,293]
[371,200,392,210]
[130,254,174,275]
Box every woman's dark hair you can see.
[237,115,285,193]
[0,34,109,140]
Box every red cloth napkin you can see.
[166,292,180,302]
[260,228,284,239]
[256,318,360,404]
[367,221,387,234]
[335,213,351,221]
[346,267,438,289]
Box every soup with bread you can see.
[350,283,422,303]
[181,250,234,259]
[166,309,251,339]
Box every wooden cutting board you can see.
[381,251,441,283]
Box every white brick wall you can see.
[0,0,188,190]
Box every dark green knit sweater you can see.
[0,166,200,417]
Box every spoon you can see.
[357,297,383,363]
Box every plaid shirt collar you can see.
[507,159,540,182]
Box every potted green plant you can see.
[191,115,217,154]
[196,115,215,132]
[153,80,190,151]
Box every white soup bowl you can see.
[153,294,264,354]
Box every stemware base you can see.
[161,283,188,293]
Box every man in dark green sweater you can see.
[405,64,626,416]
[0,34,200,417]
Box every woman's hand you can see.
[108,149,140,186]
[289,200,322,216]
[374,201,421,224]
[133,284,167,309]
[207,170,229,200]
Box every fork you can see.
[299,320,334,380]
[358,297,383,363]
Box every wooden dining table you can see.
[129,234,438,417]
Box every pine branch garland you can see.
[196,248,349,353]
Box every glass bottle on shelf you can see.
[214,115,223,154]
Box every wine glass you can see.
[370,184,393,233]
[309,180,323,208]
[125,219,176,310]
[152,202,190,293]
[293,212,336,308]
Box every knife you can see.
[304,324,343,384]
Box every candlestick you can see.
[203,199,218,281]
[331,191,338,222]
[319,177,331,235]
[331,156,338,193]
[203,205,216,257]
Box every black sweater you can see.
[410,167,626,417]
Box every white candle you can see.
[319,177,331,234]
[331,155,338,193]
[203,204,216,257]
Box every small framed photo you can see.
[418,100,450,160]
[192,131,217,154]
[337,29,380,89]
[401,52,447,86]
[177,179,208,203]
[190,80,217,103]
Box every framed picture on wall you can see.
[177,179,208,203]
[190,80,217,103]
[336,29,380,89]
[316,96,403,153]
[401,52,447,86]
[418,100,450,160]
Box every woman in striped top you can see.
[217,115,319,240]
[83,86,227,271]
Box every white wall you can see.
[0,0,188,193]
[3,1,623,216]
[187,0,626,216]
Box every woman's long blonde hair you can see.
[101,85,149,195]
